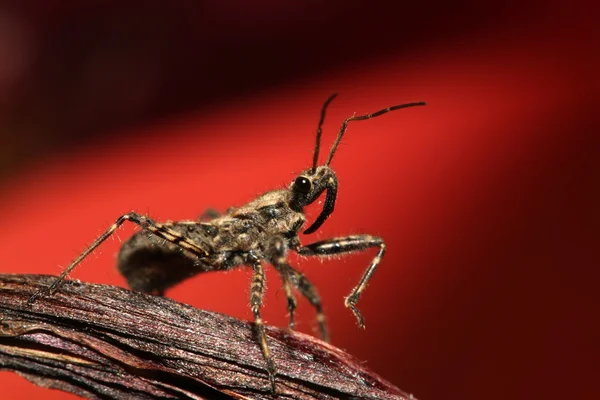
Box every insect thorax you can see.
[220,189,306,251]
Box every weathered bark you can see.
[0,274,414,400]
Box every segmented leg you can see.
[284,266,329,342]
[28,212,210,305]
[268,235,328,341]
[248,254,277,394]
[296,234,385,329]
[265,236,298,332]
[280,272,298,330]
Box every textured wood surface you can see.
[0,274,413,400]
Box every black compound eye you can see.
[294,176,312,194]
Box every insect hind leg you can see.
[28,212,208,305]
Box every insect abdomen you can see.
[117,223,215,295]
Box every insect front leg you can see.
[247,252,277,394]
[28,212,209,305]
[296,234,385,329]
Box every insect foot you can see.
[27,286,51,306]
[345,293,366,329]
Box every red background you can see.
[0,1,598,399]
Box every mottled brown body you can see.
[28,94,426,395]
[118,188,305,295]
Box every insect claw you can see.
[352,306,366,329]
[262,350,278,395]
[287,298,297,330]
[27,287,50,306]
[26,294,38,306]
[269,375,278,396]
[345,295,366,329]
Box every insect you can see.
[28,93,426,394]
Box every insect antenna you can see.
[311,93,338,173]
[325,101,427,166]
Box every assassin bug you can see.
[28,93,426,394]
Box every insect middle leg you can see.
[296,234,385,329]
[248,253,277,394]
[279,271,298,330]
[281,265,329,342]
[267,236,329,342]
[28,212,209,304]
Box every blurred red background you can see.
[0,1,598,399]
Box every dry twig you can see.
[0,274,413,400]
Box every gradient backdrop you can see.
[0,1,598,399]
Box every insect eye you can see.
[294,177,312,194]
